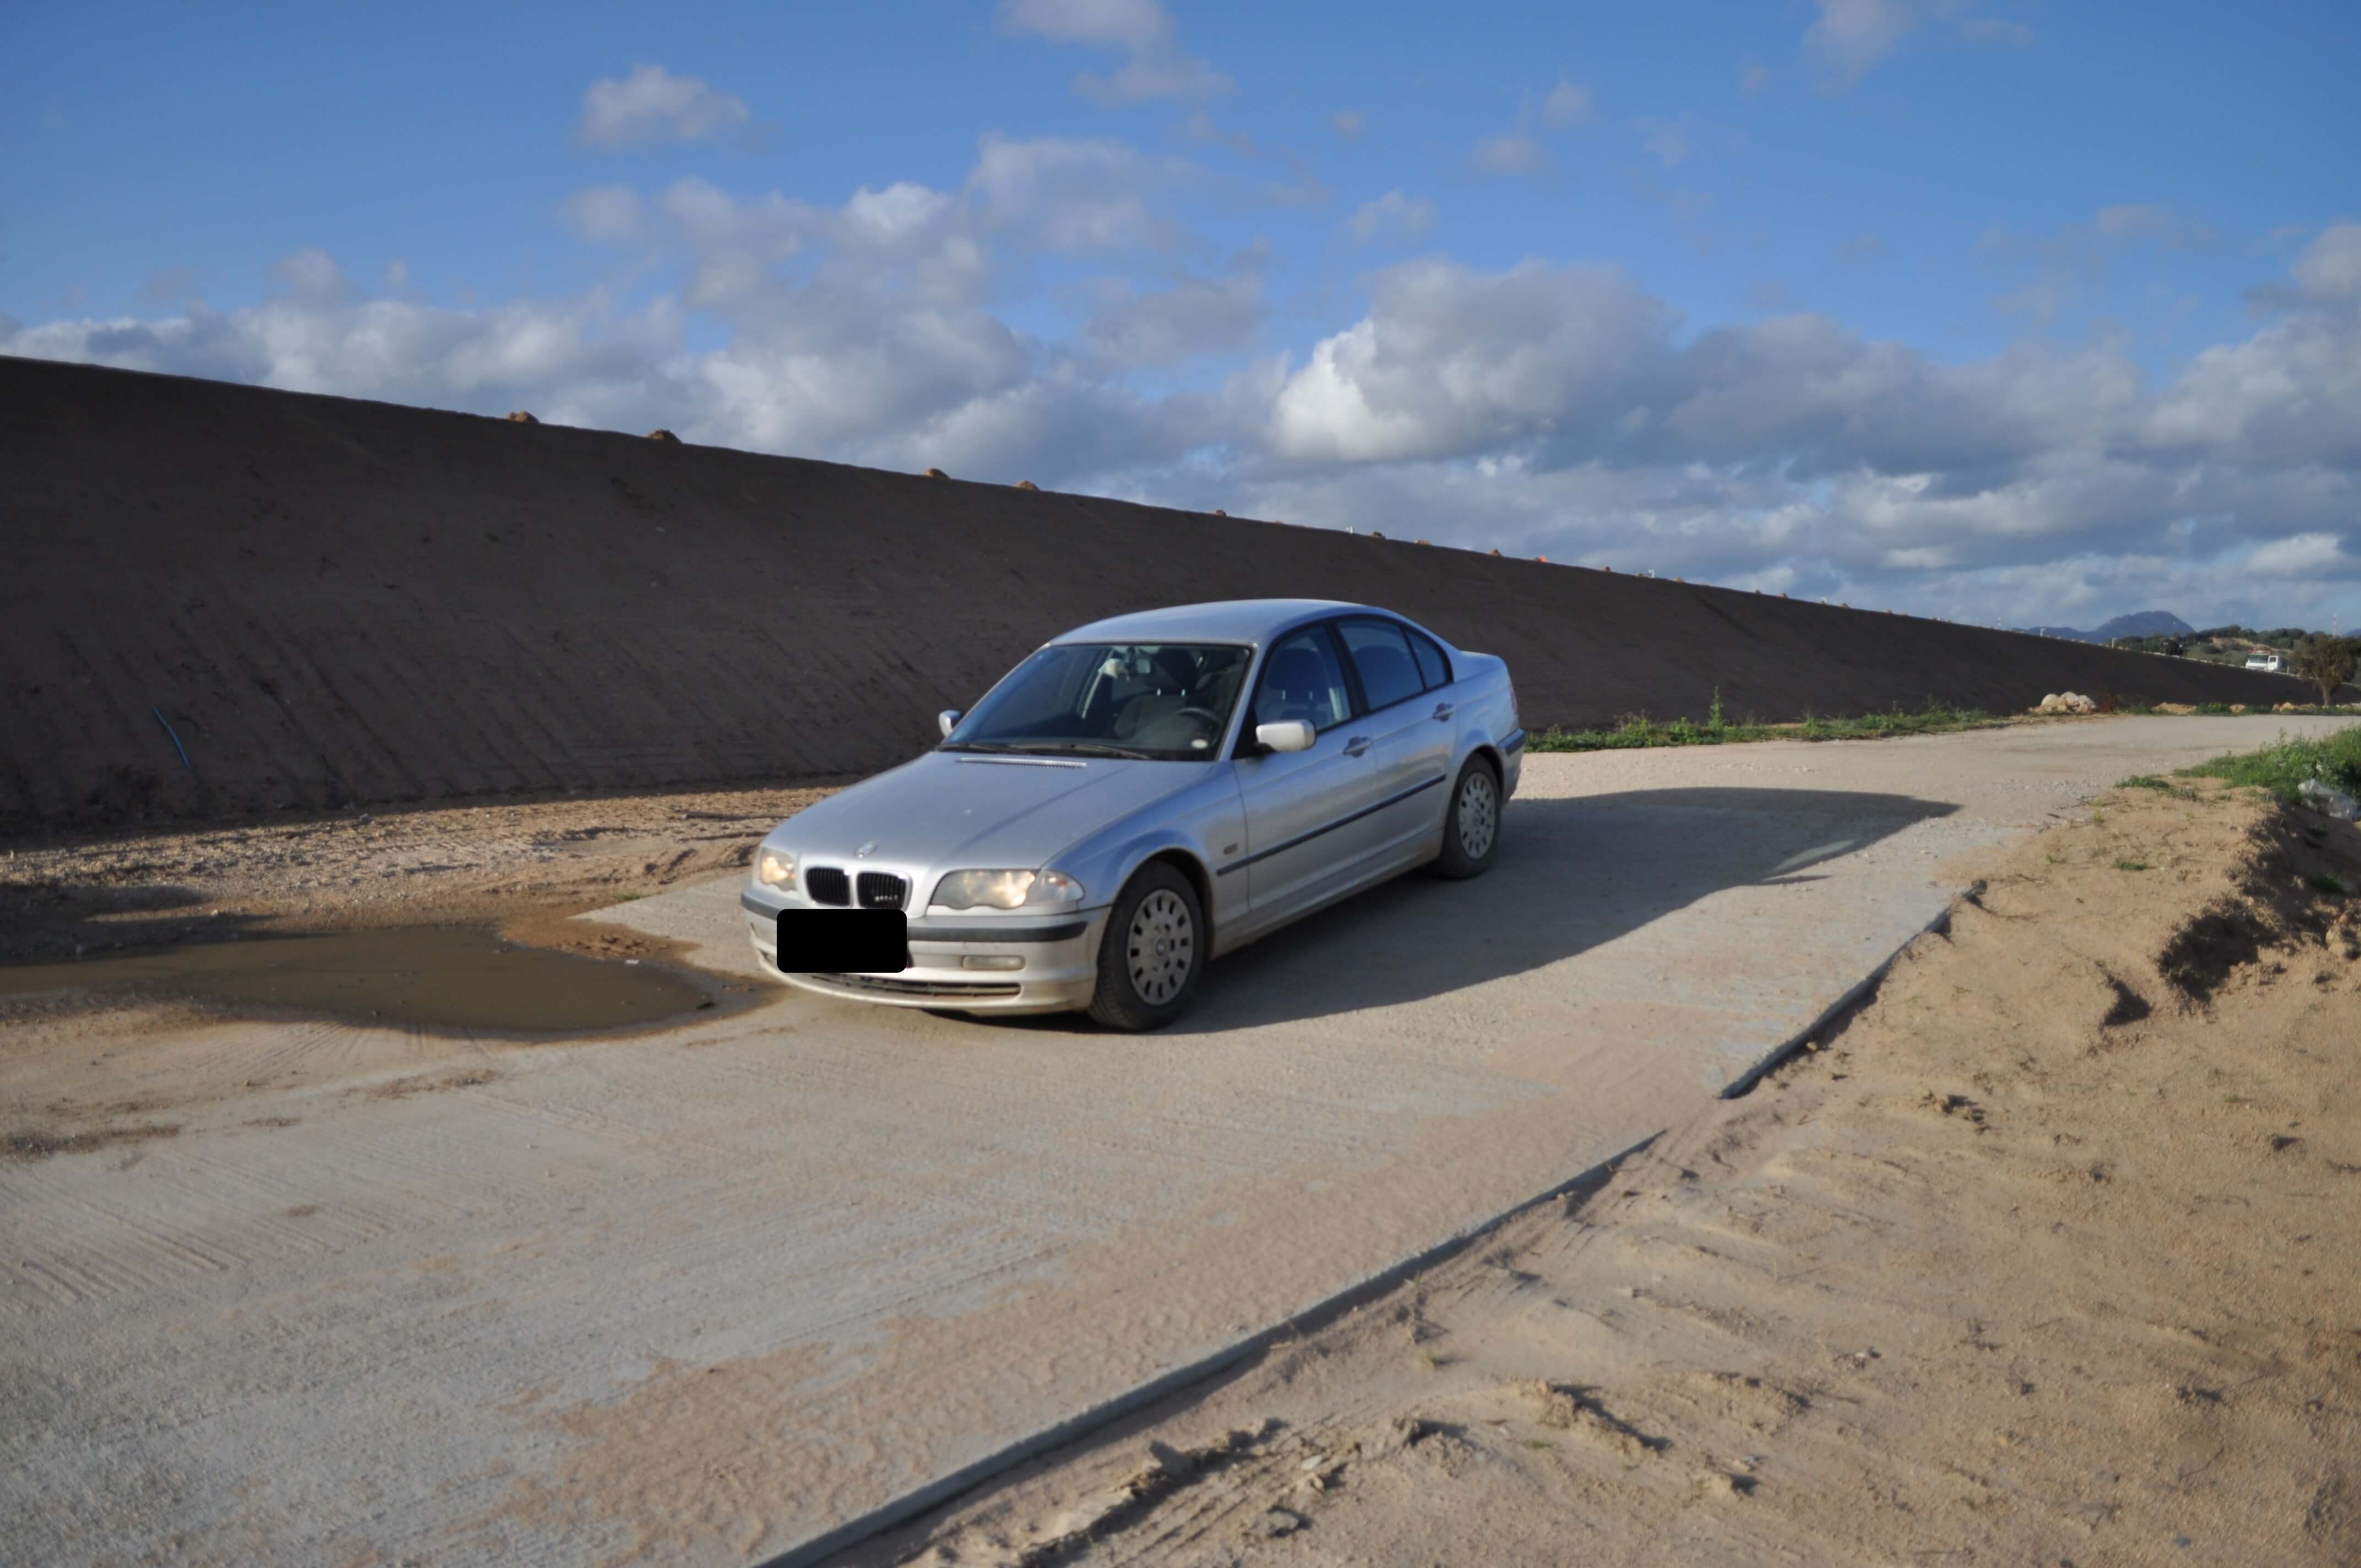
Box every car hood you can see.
[775,751,1212,874]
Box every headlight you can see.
[755,849,796,888]
[932,869,1086,910]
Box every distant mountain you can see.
[2014,611,2195,643]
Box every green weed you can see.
[2178,724,2361,802]
[1526,701,2004,755]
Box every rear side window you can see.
[1407,629,1451,690]
[1337,618,1425,712]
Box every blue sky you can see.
[6,0,2357,632]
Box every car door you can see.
[1228,624,1386,927]
[1335,617,1457,865]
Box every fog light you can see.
[960,954,1024,971]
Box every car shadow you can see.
[970,786,1959,1035]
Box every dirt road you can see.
[872,775,2361,1568]
[0,717,2350,1566]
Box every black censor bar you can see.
[775,910,909,973]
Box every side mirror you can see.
[1254,720,1316,754]
[938,709,962,738]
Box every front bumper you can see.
[740,889,1106,1014]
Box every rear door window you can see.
[1406,628,1451,690]
[1337,618,1425,712]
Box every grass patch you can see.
[2311,872,2352,897]
[2113,858,2151,872]
[2177,723,2361,802]
[1527,698,2003,754]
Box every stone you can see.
[505,410,537,423]
[924,467,949,478]
[646,428,678,442]
[1247,1507,1305,1538]
[1013,479,1038,489]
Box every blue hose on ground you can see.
[153,706,193,771]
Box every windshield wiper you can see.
[1011,741,1158,760]
[937,741,1027,753]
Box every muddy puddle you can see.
[0,924,716,1035]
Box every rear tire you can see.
[1087,862,1205,1031]
[1432,755,1502,880]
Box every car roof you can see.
[1052,598,1396,647]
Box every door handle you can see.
[1342,735,1372,756]
[1432,703,1456,721]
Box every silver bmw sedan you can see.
[740,599,1525,1030]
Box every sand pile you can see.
[877,782,2361,1566]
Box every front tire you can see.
[1087,862,1205,1031]
[1432,755,1502,880]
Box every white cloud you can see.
[1541,79,1595,127]
[1269,259,1671,462]
[1347,191,1437,244]
[1803,0,1921,91]
[2246,532,2348,577]
[2095,203,2170,239]
[999,0,1167,50]
[1469,133,1547,176]
[271,247,356,304]
[564,185,648,244]
[1082,260,1264,365]
[1634,114,1701,167]
[1329,109,1367,139]
[999,0,1231,104]
[576,64,752,150]
[1802,2,2038,92]
[967,133,1194,252]
[2292,221,2361,300]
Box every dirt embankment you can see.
[2,355,2321,834]
[868,785,2361,1566]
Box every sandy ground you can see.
[866,781,2361,1568]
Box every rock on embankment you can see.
[0,356,2326,831]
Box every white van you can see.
[2244,652,2283,673]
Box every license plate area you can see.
[774,909,909,973]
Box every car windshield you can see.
[945,643,1253,760]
